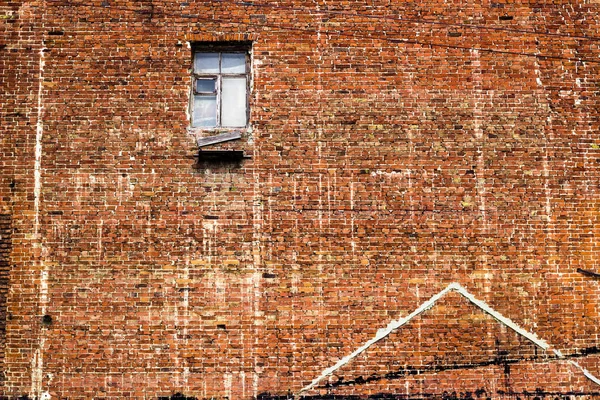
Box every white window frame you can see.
[191,44,251,129]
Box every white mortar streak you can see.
[471,50,488,231]
[182,261,190,391]
[252,115,263,398]
[534,52,558,277]
[32,29,49,398]
[31,337,46,397]
[97,220,103,260]
[252,271,261,399]
[349,180,355,254]
[33,45,45,243]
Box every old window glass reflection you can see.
[195,53,219,73]
[221,54,246,74]
[196,78,217,94]
[221,78,247,127]
[191,47,250,128]
[193,96,217,127]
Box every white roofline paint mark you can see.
[568,360,600,386]
[451,283,550,350]
[300,284,456,394]
[299,282,600,394]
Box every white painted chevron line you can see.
[299,282,600,394]
[567,359,600,386]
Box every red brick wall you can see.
[0,213,10,391]
[2,1,600,399]
[1,0,34,395]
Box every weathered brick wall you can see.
[1,0,34,395]
[2,0,600,399]
[0,213,10,390]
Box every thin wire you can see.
[46,0,600,64]
[213,0,600,43]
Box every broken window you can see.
[191,43,251,128]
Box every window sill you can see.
[189,126,252,166]
[189,126,252,146]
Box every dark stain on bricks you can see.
[158,394,198,400]
[41,315,52,326]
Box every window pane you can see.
[196,78,216,93]
[221,77,247,127]
[195,53,219,73]
[192,95,217,127]
[222,53,246,74]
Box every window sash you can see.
[192,51,249,128]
